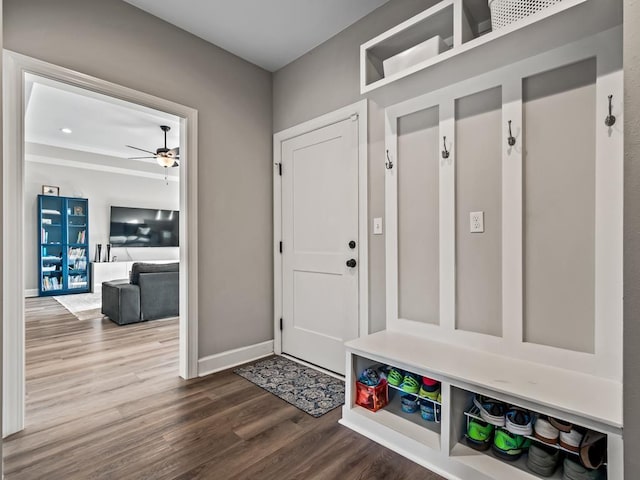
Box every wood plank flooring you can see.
[3,297,444,480]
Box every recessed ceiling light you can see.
[60,127,72,134]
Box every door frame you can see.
[273,100,368,358]
[3,50,200,436]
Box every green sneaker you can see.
[466,418,494,451]
[400,373,420,394]
[387,368,403,387]
[419,385,440,401]
[492,428,531,461]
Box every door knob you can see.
[346,259,357,268]
[349,240,356,249]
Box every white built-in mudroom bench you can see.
[341,0,624,478]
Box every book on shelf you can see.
[76,230,86,243]
[70,258,87,271]
[68,247,86,260]
[69,274,87,288]
[41,209,61,215]
[42,276,62,291]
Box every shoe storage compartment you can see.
[344,353,441,453]
[342,332,623,479]
[450,386,609,479]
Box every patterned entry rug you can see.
[235,356,345,417]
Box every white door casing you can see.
[273,100,368,376]
[3,50,199,437]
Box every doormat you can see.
[235,356,345,417]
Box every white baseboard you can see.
[25,289,38,298]
[198,340,274,377]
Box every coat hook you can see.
[507,120,516,146]
[605,94,616,127]
[385,149,394,170]
[442,136,450,159]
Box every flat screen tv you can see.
[109,206,179,247]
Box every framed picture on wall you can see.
[42,185,59,196]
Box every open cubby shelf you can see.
[342,337,620,479]
[360,0,620,93]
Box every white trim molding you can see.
[26,154,180,182]
[272,99,369,355]
[197,341,274,377]
[382,29,623,381]
[24,289,38,298]
[3,50,200,437]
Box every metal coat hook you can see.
[507,120,516,146]
[605,94,616,127]
[442,136,450,159]
[385,149,394,170]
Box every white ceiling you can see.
[123,0,390,71]
[25,75,181,170]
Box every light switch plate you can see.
[373,217,383,235]
[470,211,484,233]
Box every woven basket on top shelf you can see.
[488,0,564,30]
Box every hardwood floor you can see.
[4,297,443,480]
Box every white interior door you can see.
[281,117,359,375]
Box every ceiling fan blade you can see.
[171,161,179,168]
[126,145,157,155]
[169,147,179,156]
[128,156,156,160]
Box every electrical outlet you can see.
[470,211,484,233]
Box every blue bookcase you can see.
[38,195,90,296]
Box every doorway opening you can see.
[3,51,199,437]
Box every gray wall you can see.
[398,107,439,325]
[522,59,596,353]
[624,0,640,476]
[24,157,180,292]
[273,0,441,334]
[455,87,502,337]
[4,0,273,357]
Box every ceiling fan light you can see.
[156,155,175,168]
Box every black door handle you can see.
[346,259,357,268]
[349,240,356,249]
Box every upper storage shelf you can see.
[360,0,622,94]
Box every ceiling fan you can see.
[126,125,179,169]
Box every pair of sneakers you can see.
[473,395,534,435]
[466,418,531,460]
[386,367,422,395]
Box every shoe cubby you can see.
[341,332,623,479]
[449,386,608,479]
[344,353,442,453]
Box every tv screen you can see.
[109,206,179,247]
